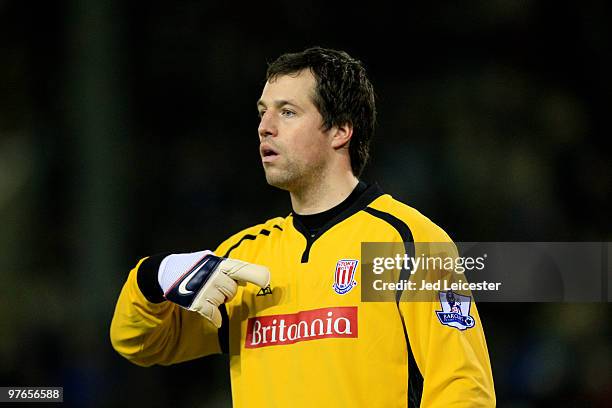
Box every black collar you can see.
[292,181,369,233]
[292,182,385,263]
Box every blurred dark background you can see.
[1,1,610,407]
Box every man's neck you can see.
[290,171,359,215]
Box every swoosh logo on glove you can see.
[178,258,210,295]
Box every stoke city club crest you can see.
[333,259,359,295]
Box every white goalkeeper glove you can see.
[158,250,270,328]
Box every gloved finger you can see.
[208,304,222,328]
[205,287,225,307]
[191,299,222,328]
[220,259,270,288]
[212,270,238,301]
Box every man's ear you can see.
[330,122,353,149]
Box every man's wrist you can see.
[136,252,170,303]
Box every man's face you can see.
[257,69,332,191]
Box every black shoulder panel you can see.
[363,207,423,408]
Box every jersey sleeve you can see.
[110,218,283,366]
[109,257,221,367]
[398,230,496,406]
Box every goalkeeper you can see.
[110,47,495,407]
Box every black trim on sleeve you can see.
[222,226,281,258]
[218,304,230,354]
[363,207,415,302]
[363,207,423,408]
[136,252,171,303]
[218,225,281,353]
[223,234,257,257]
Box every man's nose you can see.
[258,111,277,140]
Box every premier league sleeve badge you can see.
[435,291,476,331]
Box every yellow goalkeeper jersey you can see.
[110,184,495,407]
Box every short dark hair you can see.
[266,47,376,177]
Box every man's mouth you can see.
[260,145,279,162]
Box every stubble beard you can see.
[264,156,325,194]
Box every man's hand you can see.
[158,251,270,328]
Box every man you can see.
[110,47,495,407]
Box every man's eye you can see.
[281,110,296,117]
[258,110,266,118]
